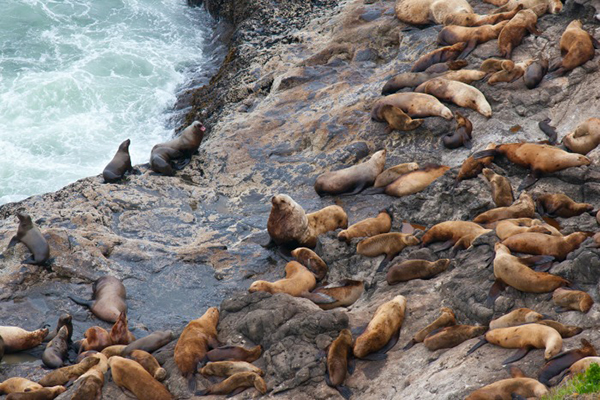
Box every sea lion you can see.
[338,210,392,242]
[551,20,597,76]
[524,58,548,89]
[538,338,597,385]
[456,143,496,183]
[386,259,450,284]
[497,9,541,58]
[466,375,548,399]
[42,326,69,369]
[302,280,364,310]
[0,378,43,394]
[195,372,267,397]
[423,325,487,350]
[394,0,473,25]
[122,330,174,356]
[384,164,450,197]
[200,361,264,377]
[410,43,468,73]
[536,193,593,218]
[442,69,487,83]
[307,205,348,237]
[473,192,535,224]
[495,218,561,241]
[356,233,420,271]
[404,307,457,350]
[444,6,524,26]
[266,194,313,248]
[421,221,492,252]
[372,93,453,120]
[489,308,545,330]
[374,163,419,187]
[69,275,127,323]
[0,326,48,352]
[102,139,132,183]
[381,70,483,94]
[314,150,386,196]
[563,118,600,154]
[109,312,136,345]
[150,120,205,176]
[174,307,220,379]
[371,104,424,131]
[44,314,73,343]
[290,247,328,281]
[39,356,101,386]
[482,168,514,207]
[108,356,172,400]
[79,327,111,353]
[480,58,508,73]
[553,288,594,313]
[424,59,468,73]
[75,350,99,363]
[415,78,492,117]
[101,344,126,358]
[248,261,316,297]
[5,386,66,400]
[502,231,589,260]
[537,320,582,338]
[69,353,108,400]
[487,59,534,85]
[326,329,353,400]
[442,111,472,149]
[207,345,262,363]
[564,356,600,376]
[128,350,167,381]
[0,334,3,362]
[438,21,510,58]
[495,0,561,15]
[5,212,50,265]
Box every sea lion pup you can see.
[442,111,472,149]
[307,205,348,237]
[42,326,69,369]
[44,314,73,343]
[487,59,534,85]
[437,21,510,58]
[6,212,50,265]
[79,326,111,352]
[423,324,488,350]
[314,150,386,196]
[200,361,264,377]
[395,0,474,25]
[69,275,127,323]
[302,280,364,310]
[465,367,548,399]
[102,138,132,183]
[108,356,172,400]
[489,308,545,330]
[371,104,424,131]
[122,330,174,356]
[386,259,450,284]
[174,307,219,382]
[467,323,563,363]
[495,0,562,14]
[524,58,548,89]
[326,329,353,400]
[552,288,594,313]
[473,192,535,224]
[563,117,600,155]
[266,194,313,248]
[537,320,582,338]
[536,193,593,218]
[0,378,43,394]
[207,345,262,363]
[497,9,541,59]
[39,356,101,386]
[0,326,48,352]
[502,231,589,260]
[495,218,560,240]
[338,210,392,242]
[415,78,492,117]
[421,221,492,252]
[550,20,598,76]
[109,312,136,345]
[353,295,407,360]
[128,350,167,381]
[404,307,457,350]
[356,233,420,271]
[456,143,496,183]
[248,261,316,296]
[538,338,597,386]
[150,120,205,176]
[290,247,328,281]
[5,386,66,400]
[195,371,267,397]
[482,168,514,207]
[372,93,453,120]
[384,164,450,197]
[374,163,419,188]
[409,43,468,73]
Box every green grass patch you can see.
[543,363,600,400]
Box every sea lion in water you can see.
[489,308,545,330]
[108,356,172,400]
[356,233,420,271]
[102,139,132,183]
[497,9,541,58]
[6,212,50,266]
[248,261,316,297]
[326,329,353,399]
[438,21,509,58]
[538,338,597,386]
[563,356,600,377]
[404,307,456,350]
[44,314,73,343]
[290,247,328,281]
[502,231,589,260]
[266,194,313,248]
[0,326,48,352]
[456,143,495,183]
[207,345,262,363]
[128,350,167,381]
[415,78,492,117]
[482,168,514,207]
[5,386,66,400]
[410,43,468,73]
[42,326,69,369]
[122,330,174,356]
[384,165,450,197]
[488,59,534,85]
[79,327,111,353]
[524,58,548,89]
[39,356,101,386]
[371,104,424,131]
[374,163,419,187]
[200,361,264,377]
[0,378,43,394]
[195,372,267,397]
[372,93,453,120]
[442,111,472,149]
[550,20,598,76]
[552,288,594,313]
[150,120,206,176]
[421,221,492,252]
[423,325,487,350]
[535,193,593,218]
[353,295,407,360]
[386,259,450,284]
[338,210,392,242]
[174,307,219,380]
[109,312,136,345]
[494,218,561,241]
[69,276,127,323]
[314,150,386,196]
[466,369,548,399]
[473,192,535,224]
[307,205,348,237]
[302,280,364,310]
[563,118,600,155]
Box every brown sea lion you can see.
[326,329,353,399]
[374,163,419,187]
[109,312,136,345]
[207,345,262,363]
[356,233,420,271]
[248,261,316,297]
[423,325,487,350]
[266,194,313,248]
[290,247,328,281]
[502,231,589,260]
[302,279,364,310]
[424,59,468,73]
[128,350,167,381]
[103,139,132,183]
[495,0,561,15]
[69,275,127,323]
[101,344,127,358]
[307,205,348,237]
[444,6,524,26]
[404,307,457,350]
[456,143,495,183]
[371,104,424,131]
[394,0,473,25]
[553,288,594,313]
[0,378,43,394]
[438,21,509,58]
[386,259,450,284]
[537,320,582,338]
[75,350,99,363]
[482,168,514,207]
[536,193,593,218]
[0,326,48,352]
[524,58,548,89]
[381,69,486,95]
[69,353,108,400]
[5,386,66,400]
[5,212,50,265]
[122,330,174,356]
[563,118,600,154]
[442,111,472,149]
[39,355,100,387]
[195,371,267,397]
[551,20,597,76]
[353,295,407,360]
[538,338,597,385]
[473,192,535,224]
[44,314,73,343]
[384,164,450,197]
[494,218,561,240]
[174,307,219,380]
[42,326,69,369]
[466,374,548,399]
[488,59,534,85]
[498,9,541,59]
[150,120,205,176]
[415,78,492,117]
[200,361,264,377]
[489,308,545,330]
[314,150,386,196]
[372,93,453,120]
[421,221,492,252]
[338,210,392,242]
[79,327,111,353]
[108,356,172,400]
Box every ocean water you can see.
[0,0,217,205]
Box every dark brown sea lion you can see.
[5,386,66,400]
[122,330,174,356]
[302,280,364,310]
[550,20,598,76]
[207,345,262,363]
[443,111,472,149]
[423,324,487,350]
[563,118,600,154]
[0,326,48,352]
[338,210,392,242]
[415,78,492,117]
[456,143,495,183]
[314,150,386,196]
[473,192,535,224]
[6,212,50,265]
[502,231,589,260]
[497,9,541,58]
[109,312,136,345]
[69,276,127,323]
[371,104,424,131]
[150,120,205,176]
[536,193,593,218]
[357,233,420,271]
[102,139,132,183]
[39,355,100,387]
[538,338,597,386]
[438,21,509,58]
[108,356,172,400]
[249,261,316,297]
[386,259,450,284]
[44,314,73,343]
[482,168,514,207]
[404,307,457,350]
[410,43,468,73]
[174,307,219,380]
[42,326,69,369]
[524,58,548,89]
[553,287,594,313]
[290,247,328,281]
[326,329,353,400]
[195,371,266,397]
[128,350,167,381]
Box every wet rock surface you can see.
[2,0,600,399]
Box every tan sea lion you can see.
[489,308,545,330]
[442,111,472,149]
[384,164,450,197]
[302,279,364,310]
[101,344,126,358]
[488,59,534,85]
[410,43,468,73]
[473,192,534,224]
[421,221,492,252]
[122,330,174,356]
[371,104,424,131]
[536,193,593,218]
[438,21,510,58]
[307,205,348,236]
[443,6,524,26]
[109,312,136,345]
[326,329,353,399]
[195,371,267,396]
[456,143,495,183]
[356,233,420,271]
[551,20,597,76]
[394,0,473,25]
[381,70,485,95]
[537,320,582,338]
[495,0,562,15]
[39,355,100,386]
[386,259,450,284]
[266,194,313,248]
[5,212,50,265]
[5,386,66,400]
[497,9,541,58]
[291,247,328,281]
[538,338,597,385]
[372,93,453,120]
[200,361,264,377]
[404,307,457,350]
[150,120,205,176]
[353,295,407,360]
[42,326,68,369]
[374,163,419,187]
[108,356,172,400]
[248,261,316,296]
[128,350,167,381]
[79,326,111,353]
[423,325,487,350]
[553,288,594,313]
[494,218,561,240]
[0,378,43,394]
[502,231,589,260]
[69,276,127,323]
[482,168,514,207]
[69,353,108,400]
[563,118,600,154]
[174,307,219,380]
[207,345,262,363]
[466,375,548,399]
[314,150,386,196]
[565,356,600,375]
[442,69,487,83]
[338,210,392,242]
[415,78,492,117]
[524,58,548,89]
[0,326,48,352]
[103,139,132,183]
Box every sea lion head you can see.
[190,120,206,134]
[119,139,131,152]
[204,307,220,325]
[248,280,273,294]
[16,212,33,227]
[443,12,477,26]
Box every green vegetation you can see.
[543,363,600,400]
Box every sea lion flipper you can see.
[403,339,417,350]
[351,324,367,337]
[347,354,356,375]
[466,337,488,355]
[359,352,387,361]
[68,295,93,308]
[226,387,248,398]
[302,292,337,305]
[538,119,558,145]
[472,149,496,160]
[7,235,19,248]
[520,255,554,267]
[485,279,506,308]
[377,327,401,356]
[22,255,37,265]
[174,157,191,171]
[517,173,539,191]
[458,40,476,60]
[376,254,393,273]
[502,347,531,365]
[336,385,353,400]
[554,306,570,313]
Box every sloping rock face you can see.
[3,0,600,399]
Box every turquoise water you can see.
[0,0,215,204]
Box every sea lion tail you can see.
[68,295,93,308]
[466,337,488,356]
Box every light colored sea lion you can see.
[536,193,593,218]
[103,139,132,183]
[374,163,420,188]
[423,324,487,350]
[384,164,450,197]
[372,93,453,120]
[108,356,172,400]
[174,307,219,379]
[357,233,420,271]
[0,378,43,394]
[5,386,66,400]
[537,320,582,338]
[495,218,561,241]
[495,0,562,15]
[552,20,597,76]
[538,338,597,385]
[466,376,548,399]
[195,371,267,396]
[553,288,594,313]
[404,307,457,350]
[79,326,111,353]
[338,210,392,242]
[563,118,600,154]
[497,9,541,58]
[42,326,69,369]
[353,295,407,359]
[266,194,313,248]
[415,78,492,117]
[307,205,348,236]
[6,212,50,265]
[109,312,136,345]
[386,259,450,284]
[489,308,545,330]
[394,0,473,25]
[150,120,205,176]
[438,21,509,58]
[371,104,424,131]
[524,58,548,89]
[69,276,127,323]
[207,345,262,363]
[443,111,472,149]
[122,330,174,356]
[101,344,127,358]
[422,221,492,251]
[482,168,514,207]
[291,247,328,281]
[69,353,108,400]
[326,329,353,399]
[502,231,589,260]
[473,192,534,224]
[488,59,534,85]
[200,361,264,377]
[39,355,100,387]
[302,279,364,310]
[0,326,48,352]
[128,350,167,381]
[248,261,316,296]
[381,70,486,95]
[565,356,600,375]
[314,150,386,196]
